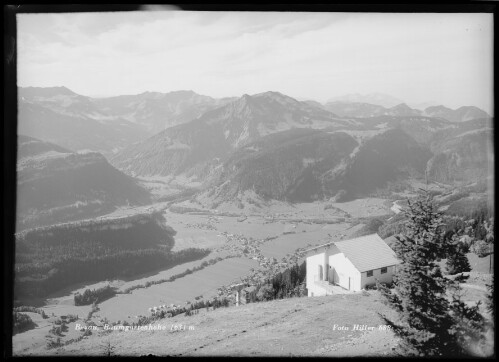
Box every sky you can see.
[17,10,493,112]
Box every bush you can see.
[13,306,48,319]
[453,273,470,283]
[256,284,274,301]
[470,239,492,258]
[366,281,394,290]
[46,337,63,349]
[13,312,37,335]
[365,284,377,290]
[446,244,471,275]
[74,285,117,306]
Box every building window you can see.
[381,267,387,274]
[367,270,373,277]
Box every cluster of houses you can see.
[184,222,217,230]
[148,304,182,314]
[212,235,308,302]
[215,232,271,267]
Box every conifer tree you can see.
[446,236,471,276]
[377,190,484,356]
[447,281,486,354]
[486,276,494,331]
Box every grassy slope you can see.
[42,292,400,357]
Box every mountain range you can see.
[110,91,350,177]
[17,86,493,214]
[203,127,431,203]
[18,87,489,157]
[426,118,494,183]
[324,101,489,121]
[18,87,235,156]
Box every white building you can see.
[306,233,400,296]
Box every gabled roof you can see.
[334,234,400,272]
[305,233,401,272]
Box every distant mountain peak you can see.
[455,105,488,113]
[423,104,490,122]
[327,92,405,108]
[20,86,77,97]
[58,86,75,93]
[252,91,302,107]
[140,90,163,95]
[254,90,287,98]
[390,103,411,110]
[425,105,453,112]
[238,93,254,105]
[167,90,199,96]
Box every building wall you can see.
[307,244,363,295]
[360,265,396,289]
[306,251,327,297]
[328,252,361,291]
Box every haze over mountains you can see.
[17,86,493,216]
[18,87,490,155]
[323,101,489,120]
[327,93,405,108]
[18,87,236,156]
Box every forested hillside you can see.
[17,135,151,231]
[14,212,209,299]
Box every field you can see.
[12,312,89,356]
[26,292,402,357]
[34,282,494,357]
[13,312,52,355]
[178,195,391,219]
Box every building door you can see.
[318,265,323,281]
